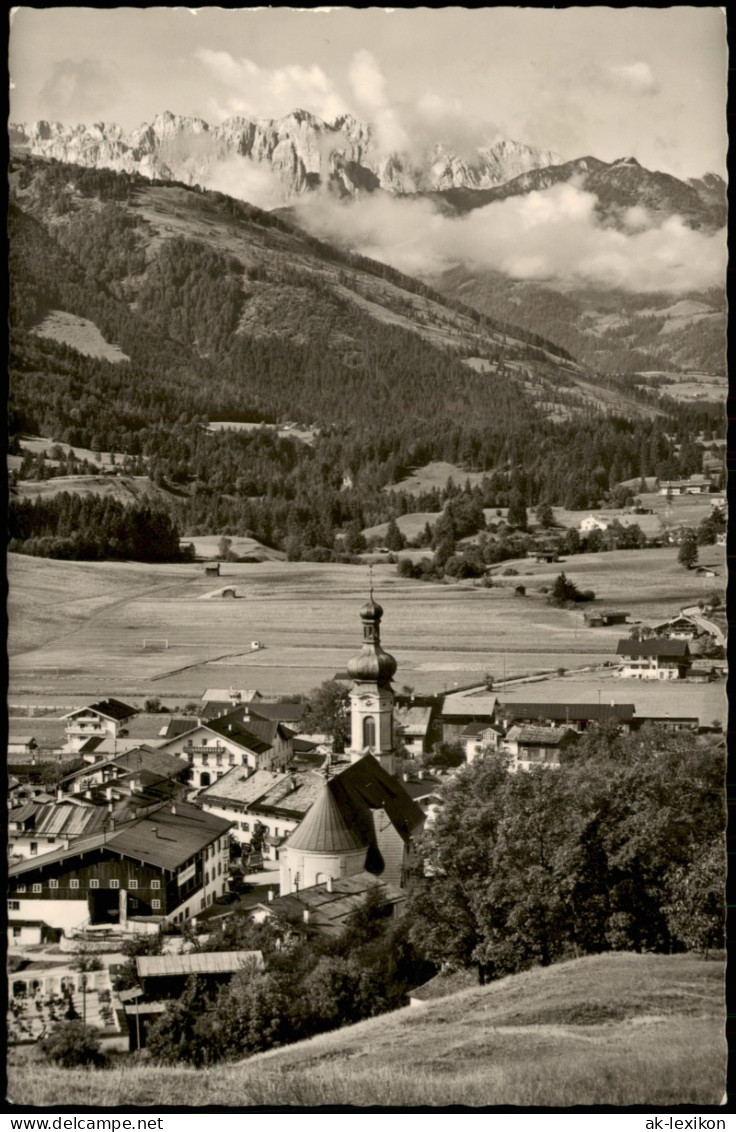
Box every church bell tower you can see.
[345,587,398,776]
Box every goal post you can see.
[142,638,169,651]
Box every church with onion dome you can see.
[278,591,424,897]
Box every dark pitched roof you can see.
[161,718,199,739]
[331,754,425,845]
[65,699,137,722]
[263,872,405,934]
[616,638,690,659]
[498,702,635,723]
[106,802,232,871]
[8,802,231,877]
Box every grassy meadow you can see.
[6,953,725,1108]
[7,547,724,708]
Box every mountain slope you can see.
[10,110,560,200]
[427,155,727,231]
[7,953,725,1107]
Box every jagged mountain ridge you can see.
[425,155,727,231]
[9,109,561,200]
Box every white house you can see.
[62,700,138,753]
[615,638,691,680]
[579,515,609,533]
[156,709,293,788]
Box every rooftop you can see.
[63,699,137,723]
[263,872,405,934]
[137,951,263,979]
[506,726,578,746]
[498,702,635,723]
[617,638,690,659]
[441,691,497,718]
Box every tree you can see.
[535,502,554,529]
[507,489,528,531]
[678,531,698,570]
[301,680,350,753]
[384,517,406,551]
[218,536,234,560]
[40,1021,105,1068]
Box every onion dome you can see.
[285,780,367,854]
[347,593,397,685]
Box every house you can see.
[253,873,406,939]
[198,766,324,857]
[496,702,635,733]
[439,691,497,742]
[652,615,700,640]
[200,688,262,716]
[204,562,221,576]
[583,610,630,628]
[135,950,263,998]
[7,801,233,935]
[632,715,700,732]
[394,705,434,755]
[579,515,609,532]
[62,700,138,753]
[8,736,37,758]
[688,660,717,683]
[460,722,504,763]
[156,707,294,788]
[60,747,189,796]
[501,725,579,770]
[400,772,445,828]
[658,476,712,495]
[8,800,111,861]
[615,638,690,679]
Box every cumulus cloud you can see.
[293,181,725,294]
[607,61,659,95]
[204,156,286,211]
[196,48,348,123]
[39,59,122,120]
[348,49,409,152]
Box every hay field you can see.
[386,461,488,495]
[12,474,173,505]
[30,310,130,363]
[7,548,724,708]
[7,953,725,1108]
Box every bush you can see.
[40,1021,105,1068]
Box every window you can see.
[17,885,26,894]
[129,879,138,889]
[9,901,20,911]
[49,879,59,889]
[70,879,80,889]
[129,897,138,909]
[30,842,38,855]
[90,879,99,889]
[109,879,120,889]
[240,821,250,831]
[363,716,376,748]
[151,879,161,890]
[32,884,42,893]
[151,899,161,910]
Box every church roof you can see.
[285,779,368,854]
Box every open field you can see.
[6,953,725,1108]
[12,435,135,468]
[30,309,130,363]
[386,461,489,495]
[206,421,318,445]
[11,474,175,506]
[7,548,724,714]
[182,534,285,562]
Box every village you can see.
[6,570,727,1055]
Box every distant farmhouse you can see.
[616,638,691,680]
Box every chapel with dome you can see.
[278,592,423,897]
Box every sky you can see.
[8,6,728,180]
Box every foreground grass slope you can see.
[8,953,725,1108]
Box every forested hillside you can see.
[8,156,725,560]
